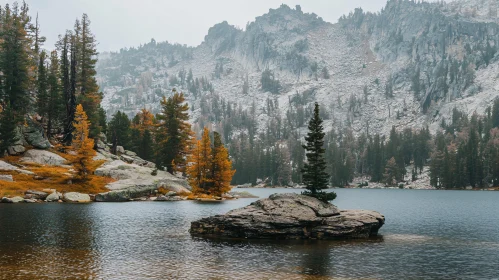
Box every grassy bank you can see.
[0,154,112,198]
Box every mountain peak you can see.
[247,3,325,33]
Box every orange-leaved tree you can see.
[187,128,212,194]
[69,104,97,181]
[132,108,155,133]
[186,139,203,193]
[187,128,235,196]
[210,132,235,196]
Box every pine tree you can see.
[98,107,107,135]
[383,157,399,186]
[157,90,192,173]
[276,146,292,186]
[77,14,102,137]
[301,103,336,202]
[467,126,480,187]
[130,108,155,159]
[36,51,49,121]
[59,32,72,142]
[129,127,142,155]
[492,99,499,128]
[107,111,131,151]
[46,50,64,137]
[0,104,18,156]
[371,134,384,181]
[69,104,96,181]
[32,13,44,62]
[140,129,154,161]
[63,29,78,145]
[0,3,33,119]
[0,4,34,154]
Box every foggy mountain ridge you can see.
[96,0,499,139]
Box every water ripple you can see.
[1,188,499,279]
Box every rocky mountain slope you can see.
[96,0,499,139]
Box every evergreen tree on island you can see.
[301,103,336,202]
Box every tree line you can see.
[0,2,236,196]
[430,101,499,189]
[0,3,105,151]
[106,90,235,196]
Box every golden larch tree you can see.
[210,132,235,196]
[186,139,203,194]
[69,104,97,181]
[187,128,235,196]
[133,108,155,133]
[187,128,212,194]
[198,128,213,192]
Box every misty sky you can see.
[5,0,393,52]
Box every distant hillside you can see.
[96,0,499,186]
[97,0,499,137]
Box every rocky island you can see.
[190,193,385,240]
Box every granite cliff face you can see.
[97,0,499,138]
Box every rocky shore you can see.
[190,193,385,240]
[0,146,258,203]
[0,123,199,203]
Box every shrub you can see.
[261,69,281,94]
[301,190,337,203]
[358,181,369,188]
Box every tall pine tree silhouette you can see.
[301,103,336,202]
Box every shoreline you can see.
[2,187,498,204]
[235,186,499,191]
[0,190,260,204]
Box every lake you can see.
[1,188,499,279]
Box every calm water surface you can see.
[1,188,499,279]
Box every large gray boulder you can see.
[45,192,61,202]
[7,127,26,155]
[94,151,119,162]
[62,192,91,203]
[0,160,20,171]
[98,132,107,143]
[20,150,67,166]
[22,118,51,149]
[96,140,110,152]
[8,145,26,156]
[190,193,385,240]
[156,195,183,201]
[94,150,155,168]
[25,190,49,200]
[119,154,155,168]
[1,196,25,203]
[0,175,13,182]
[116,146,125,154]
[94,160,191,202]
[0,160,34,175]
